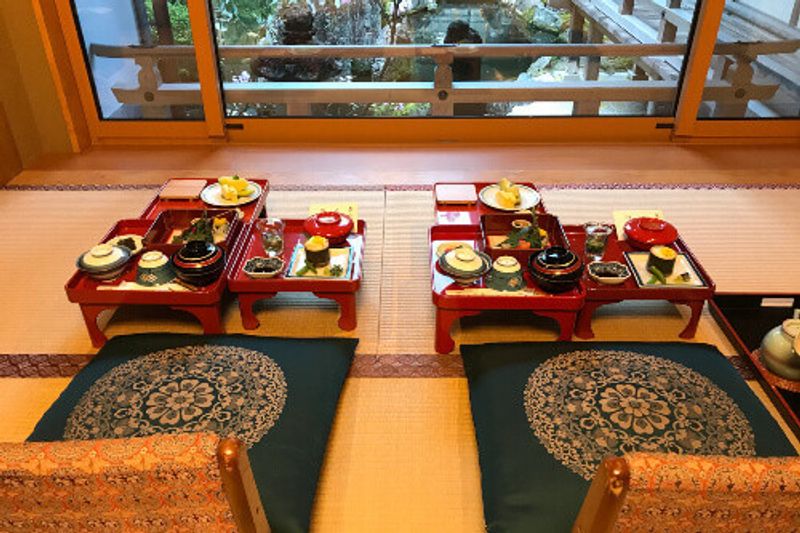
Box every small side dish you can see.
[587,261,631,285]
[171,213,231,245]
[243,256,285,279]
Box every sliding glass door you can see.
[45,0,800,141]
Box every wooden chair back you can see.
[0,432,269,532]
[574,452,800,532]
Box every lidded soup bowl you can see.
[136,251,175,286]
[77,244,131,281]
[171,240,225,286]
[528,246,583,293]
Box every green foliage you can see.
[168,1,192,44]
[601,56,635,74]
[212,0,277,44]
[143,0,191,44]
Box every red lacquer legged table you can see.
[431,225,585,354]
[227,219,364,331]
[566,225,716,340]
[65,179,269,347]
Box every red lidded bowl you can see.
[304,211,354,246]
[623,217,678,250]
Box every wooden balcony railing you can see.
[89,40,800,118]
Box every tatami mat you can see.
[0,378,71,442]
[1,185,798,532]
[312,378,484,533]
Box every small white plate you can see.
[478,184,541,212]
[200,183,261,207]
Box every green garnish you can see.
[647,265,667,284]
[296,260,315,277]
[330,265,344,277]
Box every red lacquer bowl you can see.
[304,212,354,245]
[623,217,678,250]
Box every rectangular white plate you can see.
[286,244,353,279]
[625,251,706,288]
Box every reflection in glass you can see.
[699,0,800,119]
[209,0,700,118]
[72,0,203,120]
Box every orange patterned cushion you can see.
[617,453,800,532]
[0,432,237,532]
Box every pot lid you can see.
[783,319,800,338]
[178,240,217,262]
[624,217,678,246]
[80,244,129,269]
[536,246,577,268]
[493,256,521,273]
[139,250,168,268]
[304,211,354,240]
[445,248,484,273]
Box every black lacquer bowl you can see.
[528,246,584,293]
[172,240,225,286]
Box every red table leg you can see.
[314,292,357,331]
[435,308,480,354]
[79,304,115,348]
[537,309,579,341]
[236,293,276,330]
[673,300,705,339]
[172,304,224,335]
[574,300,621,339]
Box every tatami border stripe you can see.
[4,183,799,192]
[0,352,754,379]
[0,354,95,377]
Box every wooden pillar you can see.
[632,65,648,80]
[432,53,454,116]
[791,0,800,27]
[620,0,635,15]
[582,23,603,82]
[569,8,585,44]
[658,16,678,43]
[575,23,602,116]
[0,104,23,183]
[713,55,755,118]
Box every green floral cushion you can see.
[461,341,796,533]
[29,333,357,533]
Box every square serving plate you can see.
[286,244,354,279]
[625,251,707,288]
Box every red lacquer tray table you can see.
[65,179,269,347]
[227,219,365,331]
[431,224,585,354]
[434,182,547,226]
[567,225,716,340]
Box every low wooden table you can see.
[65,178,268,347]
[228,219,364,331]
[431,225,585,354]
[568,225,716,340]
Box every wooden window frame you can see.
[34,0,800,147]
